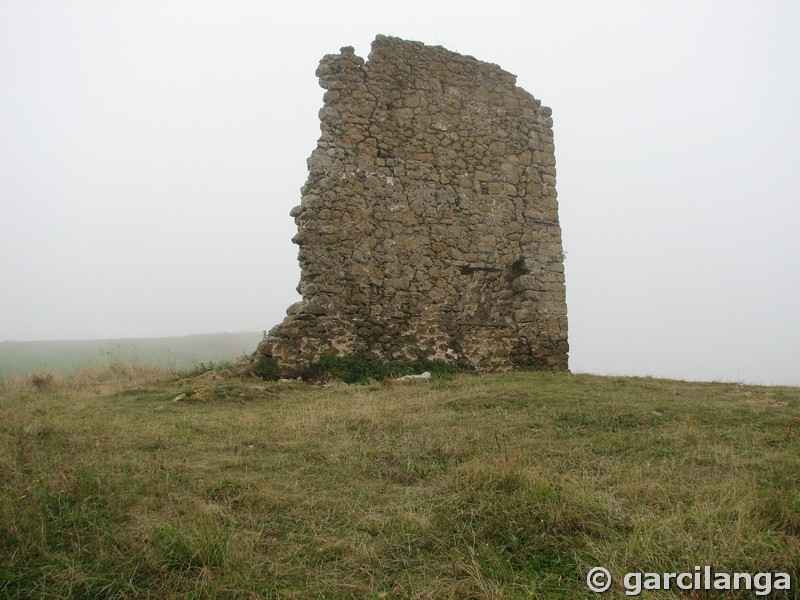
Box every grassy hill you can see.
[1,365,798,598]
[0,332,264,376]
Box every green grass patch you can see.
[1,367,798,598]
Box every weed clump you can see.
[30,372,55,391]
[187,360,234,377]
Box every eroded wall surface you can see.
[258,35,568,375]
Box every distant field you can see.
[0,332,263,376]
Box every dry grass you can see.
[1,366,798,598]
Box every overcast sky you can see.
[1,0,798,385]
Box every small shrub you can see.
[298,362,330,384]
[253,355,280,381]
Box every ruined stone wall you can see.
[258,35,568,376]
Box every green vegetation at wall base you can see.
[309,353,462,384]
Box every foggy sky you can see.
[1,0,798,385]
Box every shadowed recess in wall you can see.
[258,35,568,377]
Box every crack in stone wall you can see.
[258,35,568,375]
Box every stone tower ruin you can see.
[257,35,568,376]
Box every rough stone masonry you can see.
[257,35,568,376]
